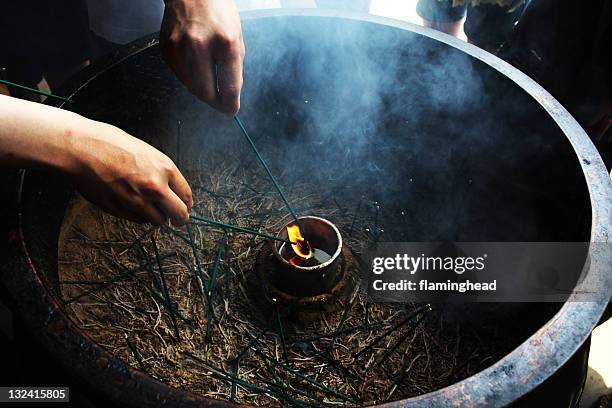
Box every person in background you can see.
[416,0,529,52]
[86,0,165,58]
[418,0,611,153]
[500,0,611,145]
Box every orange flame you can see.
[287,224,312,262]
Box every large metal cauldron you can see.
[1,9,611,408]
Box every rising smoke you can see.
[222,14,589,242]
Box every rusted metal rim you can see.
[2,9,611,408]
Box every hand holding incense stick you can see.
[0,94,192,225]
[161,0,245,115]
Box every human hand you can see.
[67,122,193,226]
[160,0,245,115]
[0,95,192,226]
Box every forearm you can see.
[0,95,192,226]
[0,94,92,172]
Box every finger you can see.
[155,188,190,226]
[161,31,220,109]
[191,48,222,109]
[216,38,244,115]
[164,43,200,101]
[116,210,148,225]
[168,169,193,209]
[128,213,148,224]
[141,201,167,226]
[160,23,186,77]
[97,197,148,224]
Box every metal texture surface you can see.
[1,9,611,408]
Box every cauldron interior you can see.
[17,15,592,405]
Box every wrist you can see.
[54,117,105,177]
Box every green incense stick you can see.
[0,79,73,103]
[190,215,291,244]
[234,115,304,232]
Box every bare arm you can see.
[0,94,193,225]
